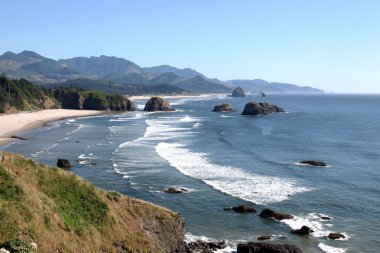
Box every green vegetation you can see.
[0,75,60,113]
[54,87,136,111]
[39,172,108,233]
[51,78,188,95]
[0,152,183,252]
[0,166,23,201]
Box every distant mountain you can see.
[226,79,324,94]
[150,72,184,85]
[0,50,323,94]
[143,65,204,78]
[58,55,142,76]
[47,78,188,95]
[0,50,82,83]
[102,72,151,84]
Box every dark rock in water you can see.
[57,159,73,169]
[237,242,303,253]
[224,205,256,213]
[319,215,331,220]
[300,160,327,167]
[212,103,235,112]
[10,135,27,140]
[257,235,272,241]
[75,140,80,143]
[242,101,285,116]
[259,209,294,220]
[328,232,345,240]
[180,188,189,192]
[165,188,186,194]
[261,92,266,97]
[232,87,246,97]
[185,240,227,253]
[291,226,314,235]
[144,96,175,111]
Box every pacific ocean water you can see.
[3,94,380,253]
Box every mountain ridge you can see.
[0,50,324,94]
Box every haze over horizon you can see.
[2,0,380,93]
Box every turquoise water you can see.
[3,94,380,253]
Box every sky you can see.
[2,0,380,93]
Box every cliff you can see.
[0,75,60,113]
[0,152,184,253]
[54,88,136,111]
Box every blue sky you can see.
[2,0,380,93]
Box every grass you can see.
[0,165,23,201]
[0,152,183,252]
[39,172,108,233]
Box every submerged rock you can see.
[328,232,345,240]
[300,160,327,167]
[257,235,272,241]
[237,242,303,253]
[231,87,246,97]
[241,101,285,116]
[144,97,175,111]
[57,159,73,169]
[259,209,294,220]
[224,205,256,213]
[291,226,314,235]
[212,103,235,112]
[10,135,27,140]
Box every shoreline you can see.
[0,109,105,147]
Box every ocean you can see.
[3,94,380,253]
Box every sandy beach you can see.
[0,109,104,147]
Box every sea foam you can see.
[156,142,311,204]
[318,243,347,253]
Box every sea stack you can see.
[231,87,246,97]
[143,97,175,112]
[241,101,285,116]
[212,103,235,112]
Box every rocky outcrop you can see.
[299,160,327,167]
[212,103,235,112]
[57,159,73,169]
[291,226,314,235]
[54,88,136,111]
[259,209,294,220]
[144,97,175,111]
[164,188,189,194]
[242,101,285,116]
[231,87,246,97]
[237,242,303,253]
[328,232,345,240]
[179,240,227,253]
[224,205,256,213]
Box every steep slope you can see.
[53,88,136,111]
[0,152,185,253]
[0,76,60,113]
